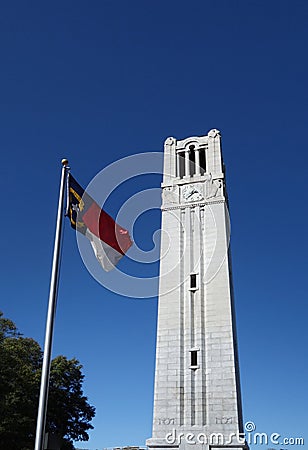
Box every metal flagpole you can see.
[34,159,69,450]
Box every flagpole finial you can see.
[61,159,69,166]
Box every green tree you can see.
[0,312,95,450]
[47,356,96,447]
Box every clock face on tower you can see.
[182,185,204,202]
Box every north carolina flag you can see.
[67,174,133,271]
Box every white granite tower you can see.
[146,130,246,450]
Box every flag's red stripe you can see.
[82,202,132,255]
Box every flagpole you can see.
[34,159,69,450]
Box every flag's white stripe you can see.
[85,229,124,272]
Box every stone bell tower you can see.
[146,130,246,450]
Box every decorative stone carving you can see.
[206,176,223,199]
[164,137,175,146]
[163,186,178,204]
[208,128,221,138]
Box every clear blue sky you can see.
[0,1,307,448]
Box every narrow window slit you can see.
[191,350,198,367]
[190,274,197,289]
[177,152,185,178]
[199,149,206,174]
[189,145,195,176]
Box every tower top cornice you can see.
[164,129,221,149]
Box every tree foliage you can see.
[0,312,95,450]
